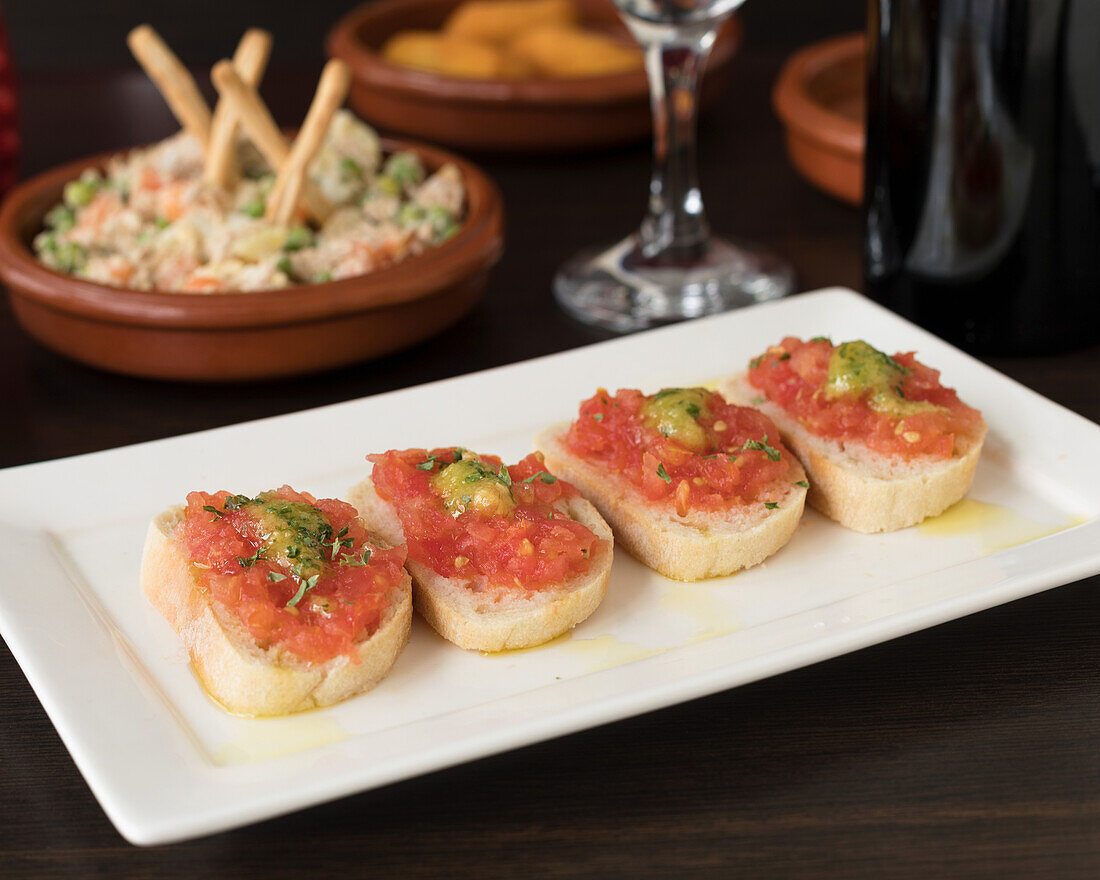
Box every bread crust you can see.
[140,506,412,717]
[719,373,987,533]
[533,424,807,581]
[346,475,614,652]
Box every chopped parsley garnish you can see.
[202,504,223,521]
[416,455,439,471]
[592,413,604,422]
[208,491,363,609]
[750,396,766,405]
[321,525,353,561]
[656,462,671,483]
[223,494,253,512]
[777,352,791,361]
[740,436,782,462]
[749,356,763,369]
[286,573,321,608]
[883,352,908,373]
[792,480,809,488]
[810,336,831,343]
[497,465,512,487]
[522,471,558,484]
[764,501,779,509]
[236,547,266,569]
[338,548,372,567]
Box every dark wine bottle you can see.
[864,0,1100,354]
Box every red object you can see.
[0,6,17,198]
[371,448,601,589]
[179,487,407,665]
[747,337,984,460]
[0,6,18,196]
[564,388,794,512]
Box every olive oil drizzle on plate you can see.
[919,498,1088,553]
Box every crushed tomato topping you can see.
[563,387,794,514]
[369,449,601,590]
[747,337,984,459]
[177,486,406,665]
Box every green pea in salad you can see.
[34,111,465,292]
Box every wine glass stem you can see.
[635,23,719,261]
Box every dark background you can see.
[4,0,863,69]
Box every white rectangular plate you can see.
[2,288,1098,846]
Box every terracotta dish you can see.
[0,138,504,382]
[327,0,742,153]
[772,32,865,206]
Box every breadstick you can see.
[205,28,272,189]
[210,60,331,223]
[128,24,212,147]
[268,59,351,226]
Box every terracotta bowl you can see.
[327,0,742,153]
[0,138,504,382]
[772,32,865,206]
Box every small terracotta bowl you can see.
[327,0,742,153]
[0,138,504,382]
[772,32,865,206]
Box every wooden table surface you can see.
[2,4,1098,877]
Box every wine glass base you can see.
[554,235,795,332]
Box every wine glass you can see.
[554,0,793,332]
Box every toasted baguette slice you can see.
[141,507,412,717]
[719,373,987,533]
[346,475,613,652]
[533,424,807,581]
